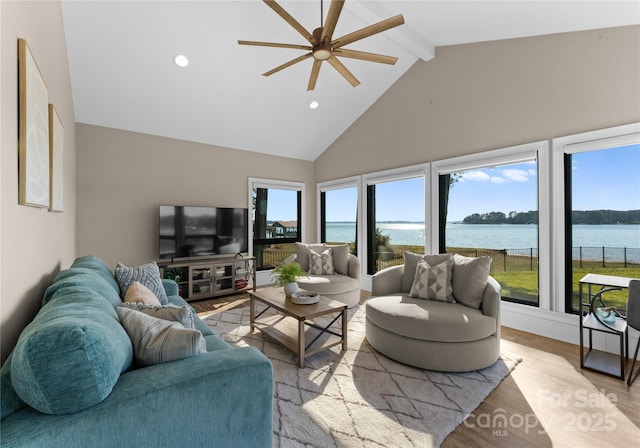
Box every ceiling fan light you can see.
[313,46,332,61]
[309,101,319,109]
[174,54,189,67]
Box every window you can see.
[249,179,304,270]
[433,141,549,307]
[555,127,640,314]
[364,167,427,275]
[318,178,359,254]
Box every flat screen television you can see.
[159,206,248,260]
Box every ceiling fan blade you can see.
[331,14,404,49]
[320,0,344,44]
[262,52,313,77]
[238,40,312,51]
[263,0,317,45]
[307,60,322,91]
[334,49,398,65]
[326,55,360,87]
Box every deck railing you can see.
[256,246,639,273]
[378,246,639,273]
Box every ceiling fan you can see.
[238,0,404,91]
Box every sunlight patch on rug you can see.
[205,304,520,448]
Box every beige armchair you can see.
[283,243,361,308]
[366,252,501,372]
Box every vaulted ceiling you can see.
[61,1,639,160]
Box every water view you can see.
[325,222,640,262]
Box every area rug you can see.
[204,304,520,448]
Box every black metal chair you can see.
[627,279,640,386]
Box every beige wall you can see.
[76,124,315,269]
[315,26,640,180]
[1,1,76,363]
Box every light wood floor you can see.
[192,292,640,447]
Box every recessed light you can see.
[309,101,319,109]
[174,54,189,68]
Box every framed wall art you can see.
[49,104,64,212]
[18,38,50,208]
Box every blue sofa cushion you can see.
[0,354,26,420]
[43,267,122,307]
[204,334,232,352]
[10,288,132,415]
[162,278,179,296]
[71,255,121,293]
[114,262,168,305]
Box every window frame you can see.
[248,178,306,270]
[317,176,362,258]
[551,123,640,314]
[362,164,430,277]
[430,141,550,309]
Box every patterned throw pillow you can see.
[119,302,195,329]
[114,262,168,305]
[409,259,454,302]
[401,251,453,293]
[308,249,335,275]
[124,281,162,306]
[116,307,206,367]
[295,242,325,271]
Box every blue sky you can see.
[446,162,538,222]
[266,144,640,222]
[571,144,639,211]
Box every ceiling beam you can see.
[344,0,435,62]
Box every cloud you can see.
[460,165,537,184]
[464,170,491,182]
[502,169,529,182]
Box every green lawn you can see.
[470,263,640,311]
[569,266,640,312]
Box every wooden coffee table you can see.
[249,287,348,368]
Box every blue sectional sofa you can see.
[1,256,273,447]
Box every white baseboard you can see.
[361,276,372,292]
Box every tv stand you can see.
[159,256,256,302]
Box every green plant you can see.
[375,227,391,247]
[271,262,307,285]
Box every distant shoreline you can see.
[324,222,639,256]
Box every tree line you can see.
[462,210,640,224]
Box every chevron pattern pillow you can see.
[409,258,454,302]
[114,261,168,305]
[308,249,335,275]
